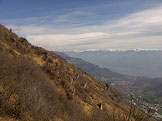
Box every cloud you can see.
[54,11,95,23]
[27,32,109,46]
[7,24,49,35]
[4,5,162,51]
[120,6,162,26]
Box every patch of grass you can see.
[158,108,162,115]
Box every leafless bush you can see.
[0,51,60,120]
[0,51,91,121]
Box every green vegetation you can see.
[158,109,162,115]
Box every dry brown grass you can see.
[0,24,155,121]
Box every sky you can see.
[0,0,162,51]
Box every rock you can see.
[97,103,103,110]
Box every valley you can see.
[56,51,162,120]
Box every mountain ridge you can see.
[55,51,126,80]
[56,51,162,107]
[66,50,162,77]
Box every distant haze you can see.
[66,50,162,78]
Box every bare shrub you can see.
[0,51,90,121]
[0,51,60,120]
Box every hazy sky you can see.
[0,0,162,51]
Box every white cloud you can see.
[112,6,162,28]
[5,5,162,51]
[54,11,95,23]
[27,32,109,46]
[7,24,49,35]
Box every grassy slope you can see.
[0,24,154,121]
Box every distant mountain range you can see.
[55,51,126,80]
[65,50,162,78]
[56,51,162,105]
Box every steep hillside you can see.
[0,24,153,121]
